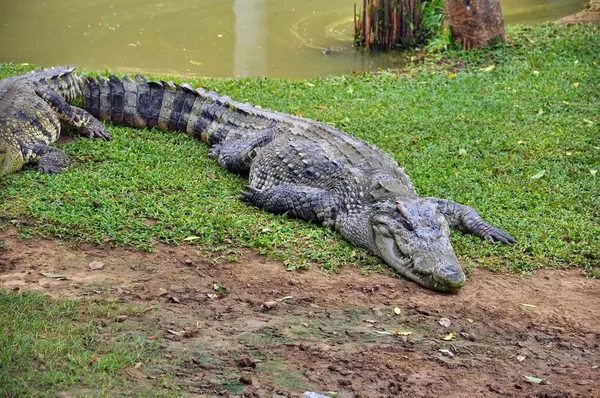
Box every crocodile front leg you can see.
[33,144,71,173]
[35,87,111,141]
[241,184,338,227]
[209,127,278,173]
[425,197,516,244]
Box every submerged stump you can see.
[354,0,428,51]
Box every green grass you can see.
[0,291,160,397]
[1,23,599,275]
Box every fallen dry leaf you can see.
[40,272,67,280]
[262,301,278,309]
[529,170,546,180]
[183,324,200,337]
[520,303,537,308]
[440,332,455,341]
[439,349,454,357]
[524,375,551,385]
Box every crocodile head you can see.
[369,199,466,292]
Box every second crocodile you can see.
[0,66,110,176]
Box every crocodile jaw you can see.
[374,226,466,293]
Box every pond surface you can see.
[0,0,586,79]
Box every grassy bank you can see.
[1,23,599,275]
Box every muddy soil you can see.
[0,227,599,398]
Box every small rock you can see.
[303,393,331,398]
[89,261,104,271]
[115,315,128,322]
[157,288,168,296]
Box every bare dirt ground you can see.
[1,227,599,398]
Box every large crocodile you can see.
[82,74,516,292]
[0,66,110,176]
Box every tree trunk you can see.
[444,0,506,50]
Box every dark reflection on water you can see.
[0,0,586,79]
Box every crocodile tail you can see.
[83,75,285,146]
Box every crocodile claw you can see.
[483,228,516,244]
[207,145,222,159]
[85,121,111,141]
[240,185,261,202]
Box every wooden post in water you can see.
[354,0,425,51]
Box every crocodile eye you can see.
[400,218,415,232]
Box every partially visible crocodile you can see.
[82,74,516,292]
[0,66,110,176]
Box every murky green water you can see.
[0,0,586,79]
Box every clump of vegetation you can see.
[354,0,449,51]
